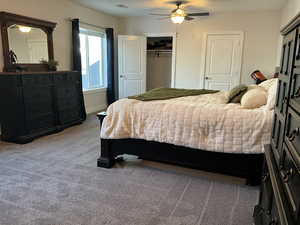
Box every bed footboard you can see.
[97,112,263,185]
[98,138,264,186]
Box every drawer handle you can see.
[281,171,289,182]
[294,86,300,98]
[282,97,288,104]
[288,127,300,141]
[281,168,294,183]
[262,173,269,182]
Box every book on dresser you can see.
[253,13,300,225]
[0,71,86,144]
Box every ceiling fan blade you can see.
[185,16,194,21]
[166,0,190,5]
[187,12,209,17]
[158,17,171,20]
[149,13,170,16]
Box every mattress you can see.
[100,91,273,154]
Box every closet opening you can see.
[146,34,176,91]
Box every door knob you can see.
[120,75,125,78]
[205,77,212,80]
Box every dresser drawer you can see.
[23,86,54,117]
[280,144,300,222]
[271,113,285,164]
[58,108,81,125]
[261,170,273,216]
[23,86,53,102]
[254,160,273,225]
[269,201,282,225]
[56,85,80,110]
[25,113,56,132]
[290,68,300,111]
[285,108,300,156]
[53,72,80,84]
[22,74,52,86]
[280,29,297,77]
[275,78,289,116]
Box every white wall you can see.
[0,0,123,113]
[123,10,281,88]
[280,0,300,27]
[276,0,300,66]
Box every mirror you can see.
[0,11,56,72]
[8,24,48,64]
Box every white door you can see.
[118,35,146,99]
[202,32,243,91]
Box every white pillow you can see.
[266,79,279,110]
[259,78,278,91]
[248,84,268,92]
[241,88,268,109]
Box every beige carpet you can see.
[0,114,259,225]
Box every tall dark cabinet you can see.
[254,13,300,225]
[0,71,86,144]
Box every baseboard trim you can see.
[86,104,107,114]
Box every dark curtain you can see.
[106,28,116,105]
[72,19,82,71]
[72,19,87,120]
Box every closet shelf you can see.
[147,50,172,53]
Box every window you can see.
[80,28,106,91]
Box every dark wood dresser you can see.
[254,13,300,225]
[0,71,86,144]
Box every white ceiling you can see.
[72,0,287,17]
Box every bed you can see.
[98,81,277,185]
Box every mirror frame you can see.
[0,11,56,72]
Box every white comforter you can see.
[100,92,273,154]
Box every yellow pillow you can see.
[241,88,268,109]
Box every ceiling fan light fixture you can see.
[18,26,31,33]
[171,8,186,24]
[171,15,185,24]
[152,1,209,24]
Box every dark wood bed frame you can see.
[97,113,264,186]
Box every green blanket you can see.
[128,88,219,101]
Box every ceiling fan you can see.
[150,1,210,24]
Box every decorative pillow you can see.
[227,84,248,103]
[241,88,268,109]
[266,79,279,110]
[259,78,278,91]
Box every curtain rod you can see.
[67,18,107,30]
